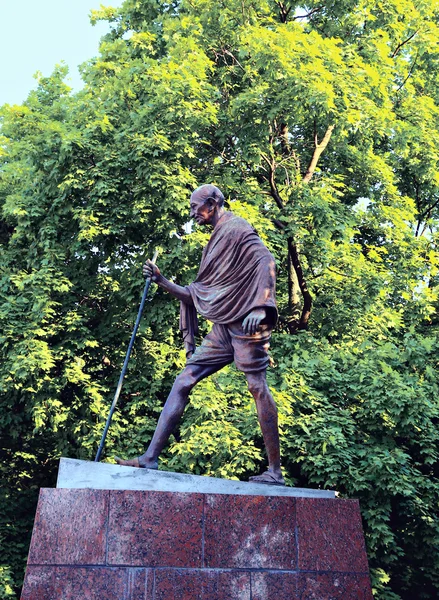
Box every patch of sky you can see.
[354,197,372,211]
[0,0,124,107]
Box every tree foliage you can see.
[2,1,439,597]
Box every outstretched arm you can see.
[143,260,193,305]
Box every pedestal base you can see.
[21,460,373,599]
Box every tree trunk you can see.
[268,122,335,332]
[288,238,312,330]
[287,242,302,328]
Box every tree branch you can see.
[327,266,359,279]
[265,120,335,333]
[396,52,418,93]
[273,218,286,230]
[302,124,335,183]
[420,197,439,221]
[279,122,290,155]
[287,123,334,328]
[261,153,285,209]
[391,30,419,58]
[293,6,324,20]
[416,197,439,237]
[276,1,293,23]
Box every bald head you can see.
[189,184,226,227]
[191,184,225,207]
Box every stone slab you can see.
[154,569,251,600]
[251,572,373,600]
[22,486,373,599]
[297,572,373,600]
[21,567,149,600]
[296,497,369,572]
[27,488,109,566]
[57,458,336,498]
[251,571,299,600]
[107,490,204,567]
[203,494,296,569]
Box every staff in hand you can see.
[94,250,158,462]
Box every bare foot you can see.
[249,470,286,486]
[114,456,158,469]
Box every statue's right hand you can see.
[143,259,161,281]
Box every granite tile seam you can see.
[126,568,134,599]
[249,567,254,600]
[152,569,156,599]
[25,564,371,575]
[201,492,206,568]
[105,488,111,565]
[142,569,149,600]
[134,568,149,600]
[294,523,299,570]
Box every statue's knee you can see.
[247,376,266,398]
[174,371,196,395]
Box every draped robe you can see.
[180,212,277,357]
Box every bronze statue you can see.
[116,184,284,485]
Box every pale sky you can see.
[0,0,124,106]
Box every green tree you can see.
[2,1,439,598]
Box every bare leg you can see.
[115,362,225,468]
[245,370,285,485]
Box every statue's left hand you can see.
[242,308,266,335]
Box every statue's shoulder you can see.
[219,212,253,232]
[209,213,257,249]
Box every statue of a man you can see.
[116,184,284,486]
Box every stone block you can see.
[21,566,150,600]
[297,497,369,572]
[57,458,335,498]
[21,462,372,599]
[203,494,296,569]
[298,572,374,599]
[252,571,299,599]
[154,569,251,600]
[251,571,374,600]
[107,490,204,567]
[27,488,108,565]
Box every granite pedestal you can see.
[21,458,373,599]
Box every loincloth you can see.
[186,321,272,373]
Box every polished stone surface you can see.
[154,569,251,600]
[204,494,296,569]
[21,567,149,600]
[27,488,108,565]
[298,572,374,599]
[252,571,299,599]
[297,497,369,572]
[57,457,336,498]
[107,490,203,567]
[22,486,372,599]
[251,572,374,600]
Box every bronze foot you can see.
[114,456,158,469]
[249,470,286,486]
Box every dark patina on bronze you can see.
[116,185,284,486]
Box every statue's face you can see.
[189,192,216,225]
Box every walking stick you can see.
[94,250,159,462]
